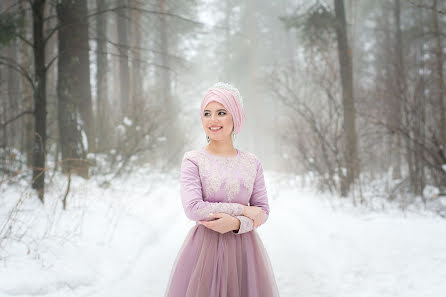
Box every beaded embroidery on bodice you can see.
[182,148,258,202]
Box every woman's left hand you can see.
[199,213,239,234]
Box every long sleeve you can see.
[249,160,270,224]
[232,215,254,234]
[180,156,245,221]
[233,159,270,234]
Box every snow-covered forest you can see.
[0,0,445,296]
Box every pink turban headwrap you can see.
[200,82,245,134]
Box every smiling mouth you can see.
[209,126,223,131]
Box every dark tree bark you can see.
[2,0,20,151]
[31,0,47,202]
[19,0,34,167]
[334,0,359,196]
[7,41,19,149]
[56,0,93,177]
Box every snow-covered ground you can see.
[0,166,445,297]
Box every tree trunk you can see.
[56,0,92,177]
[1,70,6,149]
[394,0,418,193]
[7,39,19,149]
[19,0,34,167]
[31,0,47,202]
[157,0,180,163]
[129,0,142,117]
[392,0,405,179]
[77,0,94,154]
[96,0,107,152]
[415,5,426,197]
[380,1,394,180]
[334,0,359,196]
[432,0,445,157]
[117,0,130,117]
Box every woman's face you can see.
[202,101,234,142]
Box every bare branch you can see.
[0,56,34,90]
[0,110,34,128]
[43,4,204,45]
[408,0,446,15]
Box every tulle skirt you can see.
[164,223,280,297]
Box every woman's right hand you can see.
[242,205,265,228]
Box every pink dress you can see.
[164,147,280,297]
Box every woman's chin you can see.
[209,136,229,142]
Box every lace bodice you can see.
[180,147,270,234]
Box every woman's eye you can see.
[204,111,226,116]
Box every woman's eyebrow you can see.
[204,109,227,112]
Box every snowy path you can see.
[84,172,446,297]
[266,186,446,297]
[1,170,445,297]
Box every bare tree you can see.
[334,0,359,196]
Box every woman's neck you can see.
[206,141,236,155]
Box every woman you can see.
[164,82,280,297]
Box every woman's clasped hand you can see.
[199,205,265,234]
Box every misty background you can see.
[1,0,445,205]
[1,0,446,296]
